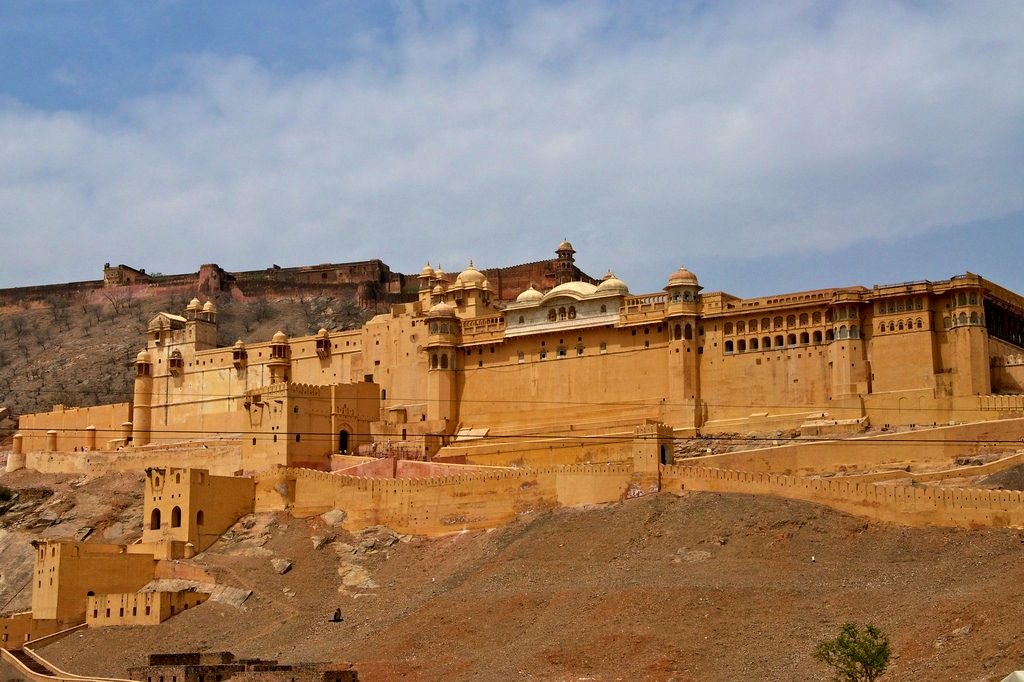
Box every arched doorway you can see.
[171,506,182,528]
[150,508,161,530]
[338,430,350,454]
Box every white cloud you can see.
[1,1,1022,292]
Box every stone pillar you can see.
[85,426,97,451]
[121,422,133,445]
[46,430,57,452]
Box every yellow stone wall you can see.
[142,467,255,551]
[86,590,208,627]
[29,540,155,624]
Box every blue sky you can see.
[1,1,1022,297]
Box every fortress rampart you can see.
[660,465,1024,529]
[255,462,636,535]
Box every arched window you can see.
[517,351,525,363]
[763,336,771,349]
[799,313,808,326]
[879,323,886,332]
[969,294,977,305]
[761,318,770,330]
[898,320,904,331]
[916,318,923,329]
[175,472,180,484]
[799,332,809,344]
[889,322,895,332]
[736,321,745,334]
[958,312,968,325]
[774,335,784,348]
[724,322,733,335]
[825,310,834,322]
[850,325,859,339]
[170,506,181,528]
[825,329,834,341]
[568,306,576,319]
[600,304,607,313]
[958,293,967,306]
[774,317,783,330]
[440,354,449,369]
[749,319,758,332]
[548,309,556,321]
[381,389,387,400]
[786,315,796,327]
[558,307,566,320]
[518,316,525,324]
[724,340,734,353]
[430,354,438,369]
[839,326,849,339]
[737,339,746,352]
[684,324,693,340]
[812,312,821,324]
[813,331,822,344]
[970,311,979,324]
[150,509,161,530]
[673,324,682,340]
[750,338,759,350]
[196,510,204,526]
[787,333,797,346]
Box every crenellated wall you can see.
[682,416,1024,476]
[661,465,1024,529]
[254,462,636,535]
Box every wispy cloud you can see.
[0,1,1022,291]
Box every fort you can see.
[3,242,1024,671]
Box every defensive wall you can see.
[17,403,133,453]
[20,441,244,477]
[683,416,1024,476]
[255,462,637,536]
[660,465,1024,529]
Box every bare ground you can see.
[16,487,1023,681]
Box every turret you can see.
[132,350,153,446]
[268,331,291,384]
[425,302,460,424]
[555,240,576,285]
[663,266,703,428]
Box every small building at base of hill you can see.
[127,652,358,682]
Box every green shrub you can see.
[814,623,891,681]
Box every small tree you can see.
[814,623,891,681]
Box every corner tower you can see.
[664,266,703,428]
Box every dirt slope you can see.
[31,492,1024,681]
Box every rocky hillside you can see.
[0,290,380,442]
[3,467,1021,681]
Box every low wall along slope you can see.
[661,465,1024,529]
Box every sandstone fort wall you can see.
[683,417,1024,475]
[255,463,635,535]
[660,465,1024,529]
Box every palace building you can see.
[12,241,1024,470]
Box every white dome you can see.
[516,286,544,303]
[546,281,598,298]
[596,272,628,295]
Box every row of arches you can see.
[877,297,924,315]
[723,327,859,354]
[150,507,204,530]
[879,318,924,333]
[723,311,831,336]
[429,352,451,369]
[943,312,984,329]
